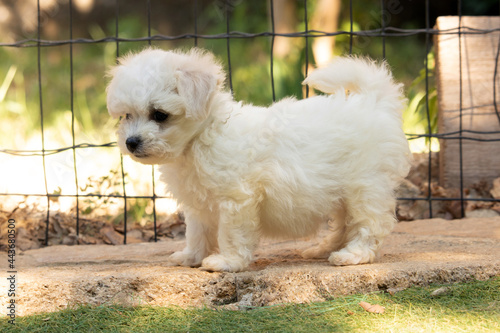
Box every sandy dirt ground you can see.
[1,217,499,316]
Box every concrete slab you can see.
[1,217,499,316]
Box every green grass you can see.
[2,277,498,332]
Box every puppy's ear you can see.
[175,69,217,119]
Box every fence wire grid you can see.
[1,0,500,245]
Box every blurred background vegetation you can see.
[0,0,498,147]
[0,0,498,205]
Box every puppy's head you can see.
[106,48,225,164]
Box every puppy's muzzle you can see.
[126,136,142,154]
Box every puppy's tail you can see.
[303,56,405,111]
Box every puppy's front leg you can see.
[169,210,217,267]
[201,200,260,272]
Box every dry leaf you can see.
[431,287,451,296]
[490,178,500,199]
[347,310,354,315]
[387,286,404,296]
[359,301,385,314]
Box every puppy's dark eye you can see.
[152,110,169,123]
[125,113,132,120]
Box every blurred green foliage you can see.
[1,0,495,149]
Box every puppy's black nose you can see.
[126,136,142,153]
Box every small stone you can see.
[220,303,239,311]
[16,227,41,251]
[17,238,40,251]
[78,235,97,245]
[126,236,143,244]
[127,229,143,240]
[142,230,155,242]
[387,286,405,295]
[100,227,123,245]
[238,293,253,309]
[62,234,78,245]
[465,209,499,218]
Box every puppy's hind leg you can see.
[302,206,346,259]
[169,210,218,267]
[329,184,397,266]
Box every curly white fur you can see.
[106,48,411,272]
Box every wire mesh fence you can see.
[0,0,499,246]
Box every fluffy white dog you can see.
[106,48,411,272]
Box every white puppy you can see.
[106,48,411,272]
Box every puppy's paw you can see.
[200,254,246,272]
[169,250,203,267]
[301,246,330,259]
[328,248,374,266]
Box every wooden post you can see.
[435,16,500,188]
